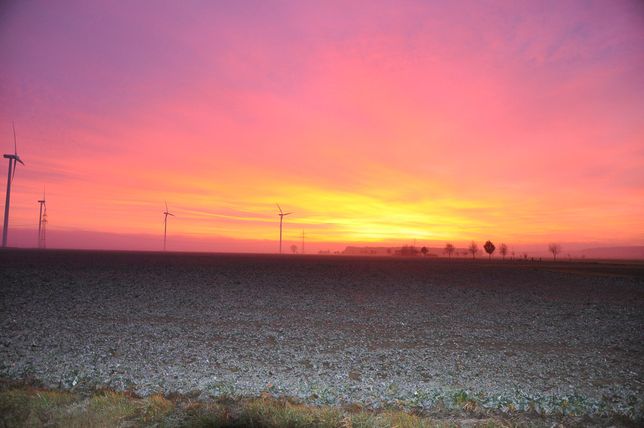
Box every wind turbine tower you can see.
[37,188,47,248]
[2,122,25,248]
[41,203,47,248]
[276,204,293,254]
[162,201,175,251]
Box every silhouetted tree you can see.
[420,246,428,256]
[483,240,496,259]
[290,244,298,254]
[548,243,562,261]
[444,243,455,259]
[468,241,479,259]
[499,243,508,260]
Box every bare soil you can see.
[1,249,642,424]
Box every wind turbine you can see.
[276,204,293,254]
[38,187,47,248]
[2,122,25,248]
[163,201,175,251]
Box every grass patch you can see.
[0,387,173,427]
[0,385,634,427]
[144,393,175,420]
[0,386,499,427]
[0,387,77,427]
[237,396,344,427]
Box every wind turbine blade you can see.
[12,121,17,155]
[11,160,17,182]
[15,156,24,166]
[284,212,293,216]
[165,200,168,211]
[276,203,283,214]
[168,213,175,216]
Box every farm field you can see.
[1,249,642,426]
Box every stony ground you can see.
[1,250,642,423]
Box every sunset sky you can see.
[1,0,643,253]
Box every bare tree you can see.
[483,240,496,259]
[444,243,455,259]
[290,244,298,254]
[499,243,508,260]
[468,241,479,259]
[548,243,562,261]
[420,246,428,256]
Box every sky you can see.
[0,0,643,254]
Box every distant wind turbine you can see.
[38,186,47,248]
[277,204,293,254]
[163,201,175,251]
[2,122,25,248]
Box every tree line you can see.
[418,240,562,261]
[432,241,563,260]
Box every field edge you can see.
[1,381,640,428]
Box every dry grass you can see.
[0,388,77,427]
[0,385,602,427]
[0,387,174,427]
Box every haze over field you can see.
[1,1,643,253]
